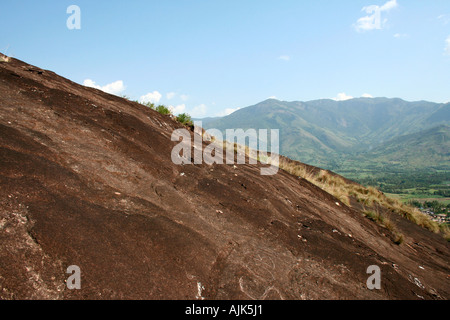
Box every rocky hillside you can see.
[0,55,448,300]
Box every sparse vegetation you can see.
[440,224,450,242]
[203,136,445,239]
[177,113,193,126]
[139,100,194,127]
[214,141,428,242]
[143,101,155,110]
[394,233,405,245]
[122,95,195,128]
[362,209,404,244]
[155,104,172,115]
[276,157,446,239]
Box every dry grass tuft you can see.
[439,224,450,242]
[0,54,10,63]
[277,157,443,237]
[203,136,444,239]
[362,209,404,244]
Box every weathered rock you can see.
[0,56,448,300]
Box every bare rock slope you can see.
[0,56,448,299]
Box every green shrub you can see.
[176,113,193,126]
[143,102,155,109]
[155,105,171,115]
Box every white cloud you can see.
[278,55,291,61]
[354,0,398,32]
[437,14,450,25]
[169,104,186,115]
[180,94,189,101]
[102,81,126,95]
[354,13,381,32]
[380,0,398,11]
[190,104,208,118]
[166,92,176,100]
[83,79,98,88]
[83,79,126,95]
[217,107,241,117]
[445,36,450,56]
[140,91,162,104]
[393,33,408,38]
[332,93,354,101]
[361,93,373,98]
[267,96,277,100]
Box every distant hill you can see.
[360,124,450,170]
[202,98,450,170]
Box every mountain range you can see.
[201,98,450,178]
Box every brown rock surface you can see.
[0,56,448,300]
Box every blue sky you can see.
[1,0,449,117]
